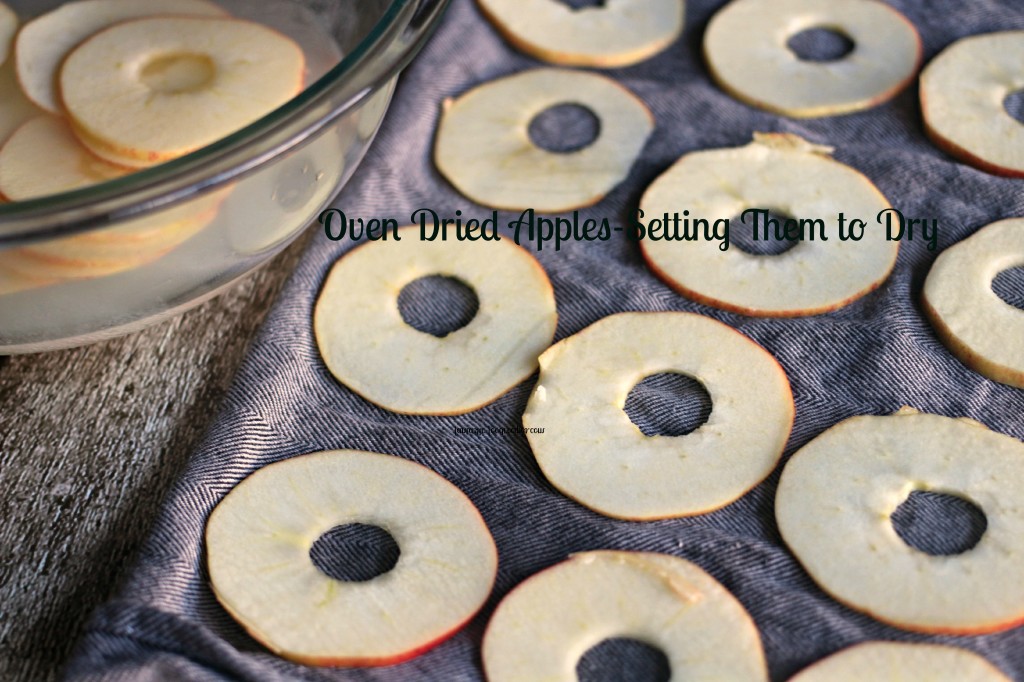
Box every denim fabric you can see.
[66,0,1024,679]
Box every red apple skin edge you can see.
[480,554,590,681]
[205,452,499,668]
[791,643,1013,680]
[702,12,923,119]
[638,241,898,319]
[807,580,1024,637]
[921,294,1024,389]
[473,0,677,69]
[316,226,558,417]
[921,90,1024,178]
[210,534,498,668]
[525,311,796,522]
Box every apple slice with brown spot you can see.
[14,0,227,114]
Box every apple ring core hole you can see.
[398,275,480,337]
[140,53,216,94]
[309,523,401,582]
[787,26,855,62]
[992,266,1024,310]
[577,638,671,682]
[1003,90,1024,125]
[730,209,805,256]
[557,0,606,11]
[624,372,713,437]
[528,103,601,153]
[891,490,988,556]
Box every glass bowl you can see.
[0,0,449,354]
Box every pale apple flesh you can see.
[704,0,921,118]
[314,225,557,415]
[434,68,653,212]
[639,133,898,317]
[921,31,1024,177]
[0,116,126,201]
[60,16,305,167]
[0,59,42,150]
[776,408,1024,635]
[523,311,793,520]
[923,218,1024,388]
[483,551,768,681]
[475,0,684,68]
[0,114,223,279]
[789,642,1011,682]
[205,450,498,667]
[14,0,227,114]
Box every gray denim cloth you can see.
[66,0,1024,679]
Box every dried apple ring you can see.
[15,0,227,114]
[790,642,1011,682]
[921,32,1024,177]
[704,0,921,117]
[483,551,768,682]
[206,450,498,667]
[639,133,898,317]
[434,68,653,212]
[776,408,1024,635]
[314,226,557,415]
[923,219,1024,388]
[60,16,305,167]
[475,0,684,68]
[523,312,793,520]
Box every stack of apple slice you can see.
[0,0,306,290]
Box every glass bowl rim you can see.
[0,0,450,244]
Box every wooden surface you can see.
[0,235,308,682]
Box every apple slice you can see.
[434,68,653,212]
[5,205,215,280]
[0,1,15,69]
[476,0,683,68]
[704,0,921,118]
[790,642,1011,682]
[921,32,1024,177]
[523,312,793,520]
[14,0,227,114]
[776,408,1024,635]
[639,133,898,317]
[206,450,498,667]
[483,551,768,681]
[61,16,305,167]
[923,218,1024,388]
[0,251,55,296]
[314,225,557,415]
[0,114,222,279]
[0,116,127,201]
[0,58,41,150]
